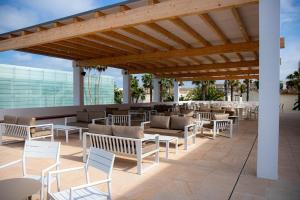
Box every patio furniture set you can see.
[0,104,239,199]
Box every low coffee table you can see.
[0,178,41,200]
[53,125,84,143]
[144,134,178,159]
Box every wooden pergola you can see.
[0,0,261,81]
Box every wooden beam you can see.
[36,26,48,32]
[280,37,285,48]
[21,30,32,36]
[148,0,160,5]
[177,74,259,81]
[73,17,84,23]
[128,60,258,74]
[78,41,258,66]
[0,0,257,51]
[53,22,64,28]
[20,48,79,60]
[94,11,105,17]
[160,69,259,78]
[231,7,250,42]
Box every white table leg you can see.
[175,138,178,154]
[66,130,69,143]
[79,128,82,140]
[166,141,169,159]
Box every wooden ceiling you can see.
[0,0,261,81]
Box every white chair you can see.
[107,114,131,126]
[48,147,115,200]
[0,140,60,200]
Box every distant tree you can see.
[160,78,174,102]
[114,86,123,104]
[141,74,153,102]
[130,76,145,103]
[228,80,240,101]
[254,79,259,90]
[192,80,215,100]
[286,71,300,110]
[243,79,252,101]
[224,80,228,101]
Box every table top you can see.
[144,134,178,141]
[0,178,41,200]
[54,124,83,130]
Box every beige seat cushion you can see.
[4,115,18,124]
[181,110,194,117]
[17,116,36,134]
[88,124,112,135]
[112,126,144,139]
[67,122,89,128]
[150,116,170,129]
[170,116,191,130]
[213,114,229,120]
[144,128,187,137]
[32,129,52,138]
[77,111,89,123]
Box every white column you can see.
[173,80,179,103]
[257,0,280,180]
[152,76,160,102]
[73,61,84,106]
[122,70,130,104]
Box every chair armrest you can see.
[29,123,53,128]
[0,159,22,169]
[64,116,77,126]
[92,117,107,124]
[48,166,85,176]
[42,162,60,177]
[140,121,150,129]
[184,123,196,129]
[71,179,111,191]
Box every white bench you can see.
[0,123,54,145]
[83,132,159,175]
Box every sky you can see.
[0,0,299,88]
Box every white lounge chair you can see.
[48,148,115,200]
[0,140,60,200]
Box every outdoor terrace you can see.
[0,112,299,200]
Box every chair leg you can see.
[40,186,44,200]
[137,157,142,175]
[108,181,112,200]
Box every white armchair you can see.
[0,140,60,200]
[48,148,115,200]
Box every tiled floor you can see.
[0,112,299,200]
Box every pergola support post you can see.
[152,76,160,103]
[73,61,84,106]
[174,80,180,103]
[257,0,280,180]
[122,70,131,104]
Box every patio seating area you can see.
[0,111,299,199]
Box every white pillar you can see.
[257,0,280,180]
[174,80,179,103]
[152,76,160,102]
[73,61,84,106]
[122,70,130,104]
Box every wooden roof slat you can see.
[53,41,109,57]
[231,7,250,42]
[146,22,191,48]
[77,41,258,66]
[128,60,258,74]
[170,17,210,46]
[102,31,156,52]
[67,38,126,55]
[21,48,80,60]
[82,34,141,54]
[122,26,173,50]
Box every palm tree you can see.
[224,80,228,101]
[95,65,107,104]
[192,80,216,100]
[286,71,300,110]
[130,76,146,103]
[243,79,252,101]
[228,80,240,101]
[141,74,153,102]
[160,78,174,101]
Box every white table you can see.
[53,125,83,143]
[144,134,178,159]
